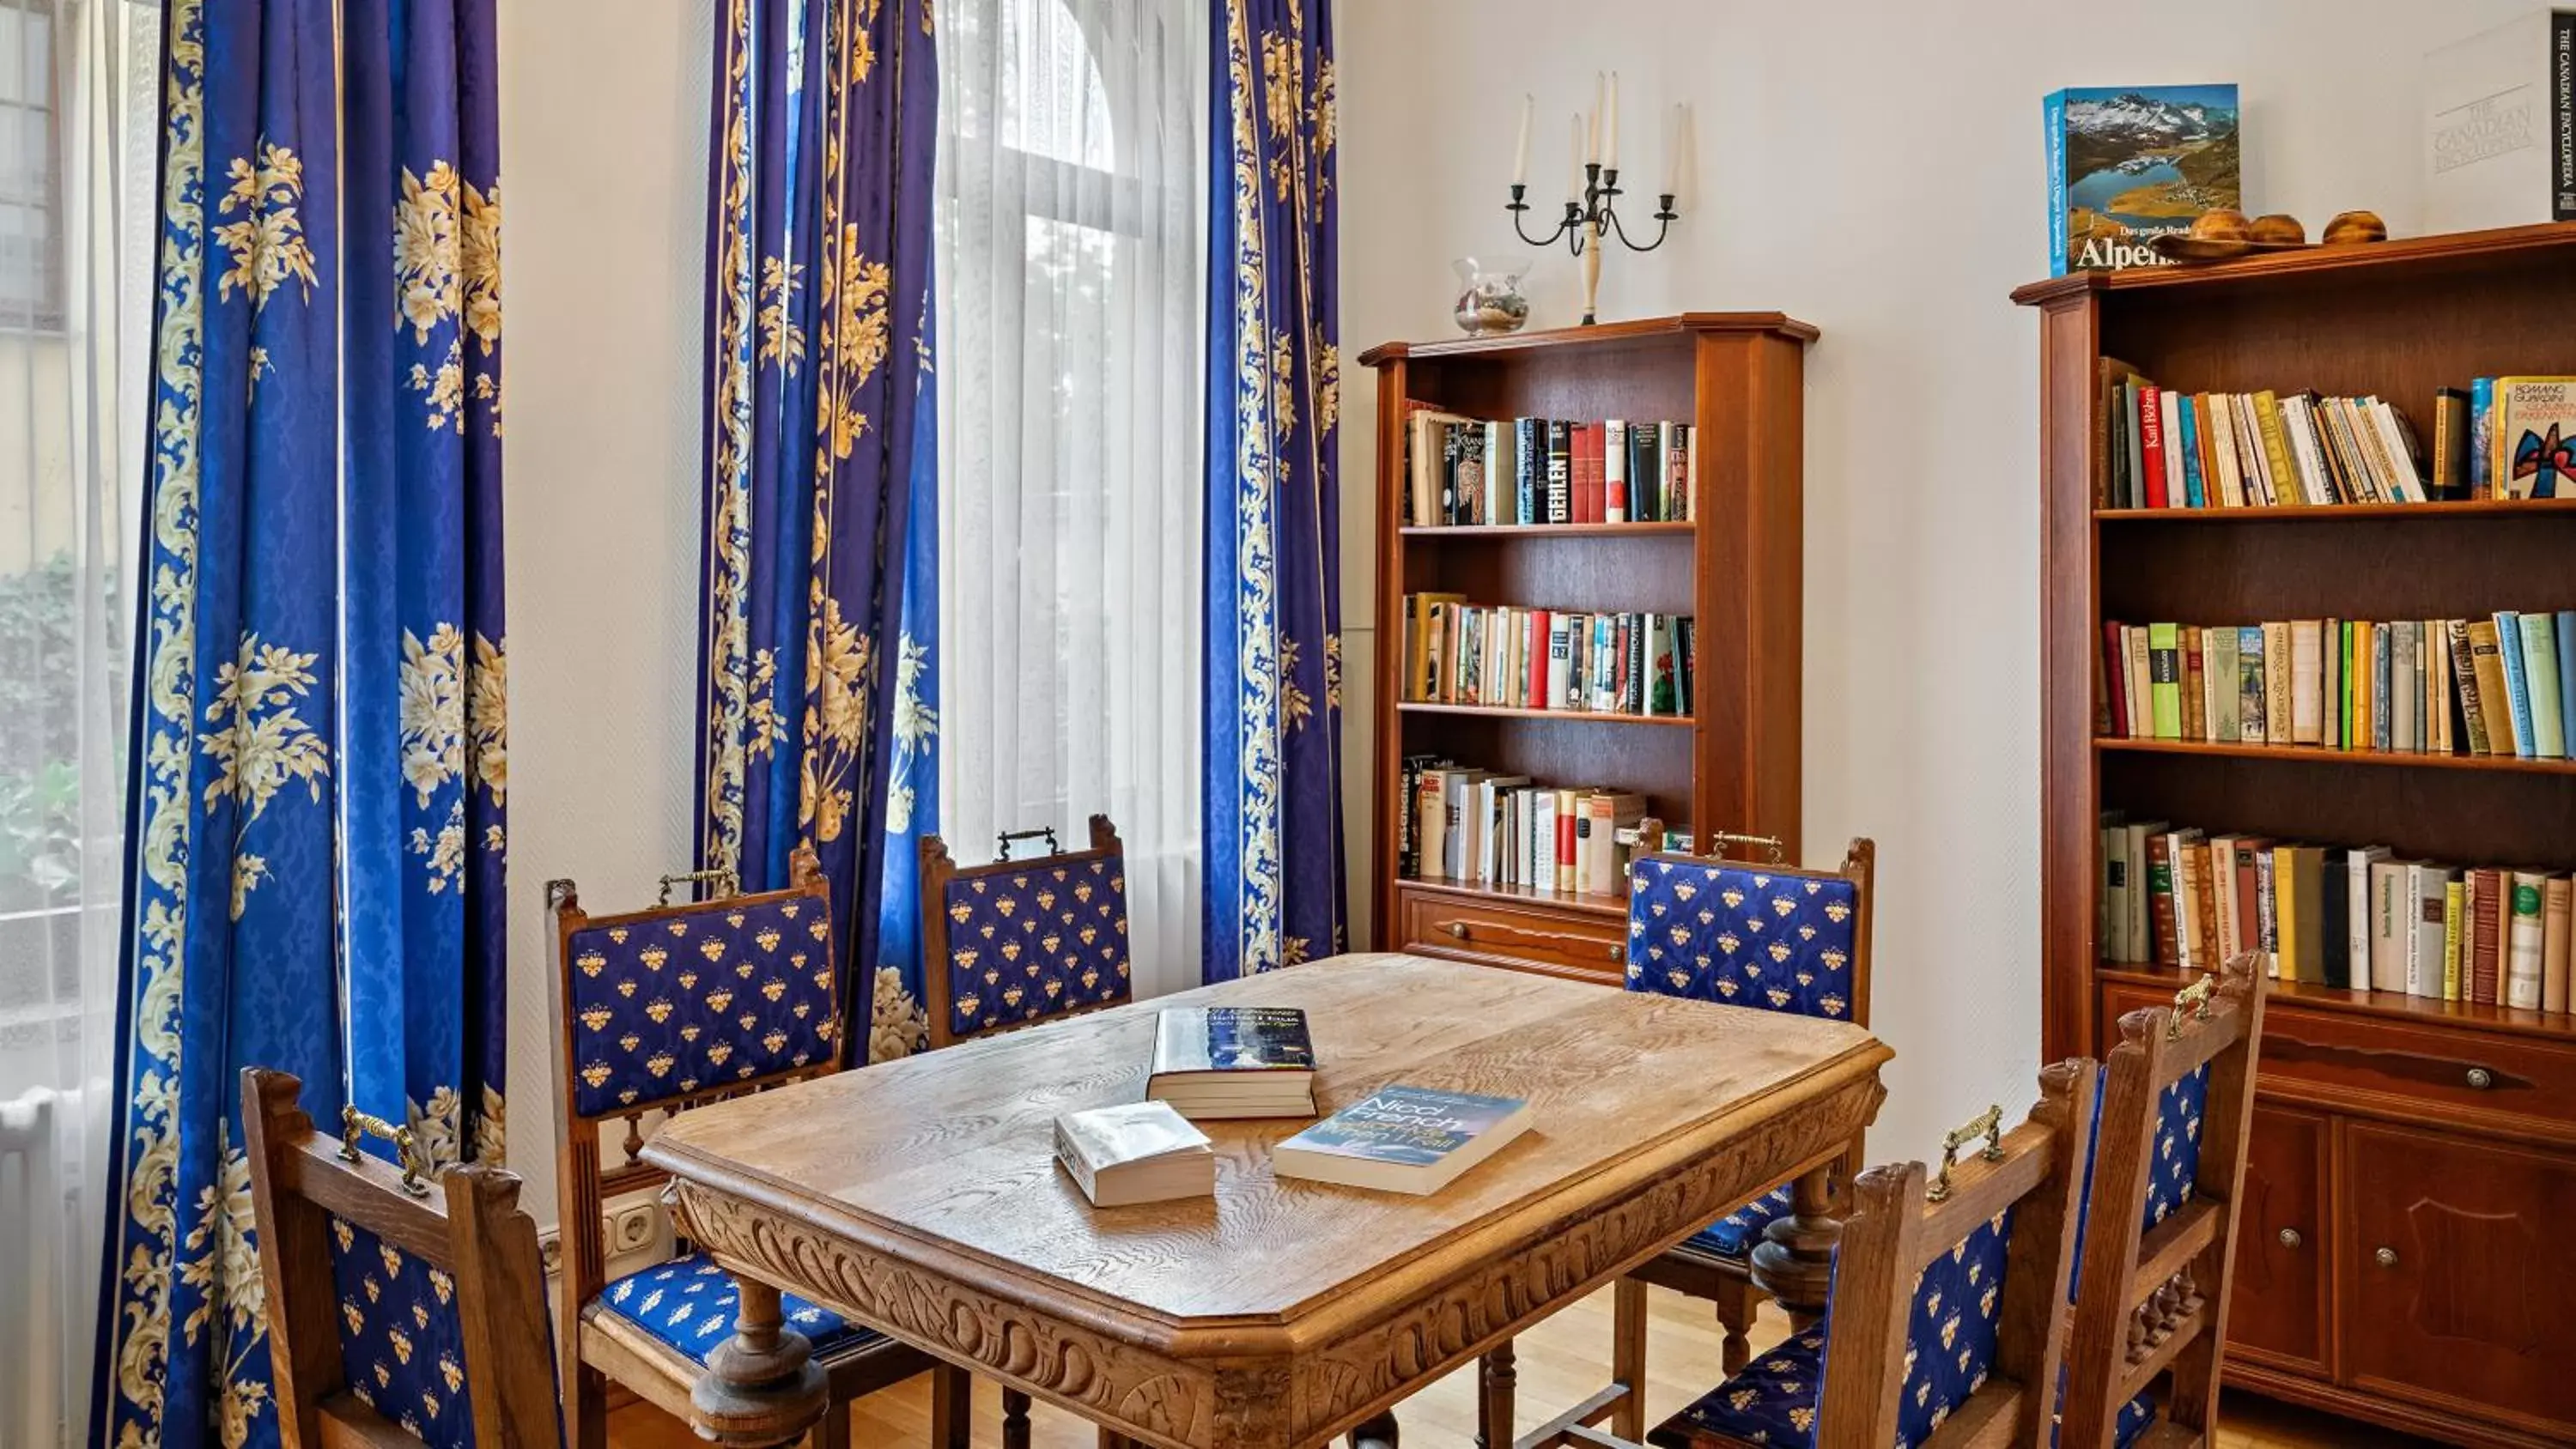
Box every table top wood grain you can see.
[646,952,1891,1449]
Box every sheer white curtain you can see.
[934,0,1206,998]
[0,3,155,1442]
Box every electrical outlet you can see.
[537,1228,563,1276]
[605,1200,659,1255]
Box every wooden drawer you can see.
[2099,981,2576,1143]
[1396,885,1627,984]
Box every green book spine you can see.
[2521,611,2567,759]
[2148,622,2183,740]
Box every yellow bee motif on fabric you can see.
[580,1063,611,1088]
[1042,933,1062,955]
[1940,1313,1961,1349]
[1044,979,1064,999]
[1079,926,1098,946]
[1722,888,1746,909]
[733,960,756,979]
[579,1006,612,1032]
[647,1052,676,1078]
[1768,942,1793,964]
[680,1023,702,1043]
[1001,941,1022,962]
[1797,925,1816,943]
[1765,988,1791,1007]
[807,919,827,941]
[707,1043,734,1066]
[1981,1284,1999,1317]
[440,1354,465,1392]
[762,1030,788,1053]
[617,1032,641,1052]
[726,910,747,928]
[1789,1407,1815,1432]
[666,920,690,937]
[948,900,972,924]
[1825,900,1851,924]
[616,978,639,998]
[956,994,980,1019]
[639,944,668,971]
[1668,924,1692,947]
[1771,895,1796,918]
[645,998,674,1023]
[1717,931,1741,956]
[761,977,787,1002]
[735,1012,757,1032]
[678,969,700,990]
[1036,889,1056,911]
[1820,948,1849,973]
[388,1326,415,1364]
[341,1300,366,1334]
[756,927,782,952]
[699,938,726,962]
[608,926,630,943]
[1674,881,1698,901]
[706,988,734,1013]
[780,901,801,919]
[576,949,607,977]
[996,897,1018,918]
[374,1362,392,1386]
[1002,985,1024,1007]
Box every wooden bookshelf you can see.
[1358,314,1813,985]
[2018,223,2576,1449]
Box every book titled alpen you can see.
[1273,1085,1533,1196]
[1054,1100,1215,1208]
[1147,1007,1318,1119]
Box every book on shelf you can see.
[2421,9,2576,233]
[2097,375,2443,506]
[1146,1007,1318,1119]
[1400,412,1698,525]
[2101,815,2574,1011]
[1400,597,1695,717]
[2100,611,2576,761]
[1053,1101,1215,1208]
[1272,1085,1534,1195]
[1403,759,1648,898]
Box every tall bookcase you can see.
[1357,314,1814,983]
[2017,224,2576,1449]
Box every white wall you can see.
[497,0,714,1229]
[1334,0,2531,1156]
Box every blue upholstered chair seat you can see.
[593,1252,878,1365]
[1685,1183,1797,1259]
[1668,1327,2160,1449]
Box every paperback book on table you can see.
[1273,1085,1533,1196]
[1147,1006,1318,1119]
[1053,1100,1216,1208]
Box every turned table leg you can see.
[1348,1410,1400,1447]
[1475,1341,1516,1448]
[690,1273,829,1448]
[1748,1163,1841,1330]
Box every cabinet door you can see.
[2343,1121,2576,1438]
[2225,1105,2330,1377]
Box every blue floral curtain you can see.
[695,0,940,1062]
[1203,0,1345,981]
[91,3,507,1446]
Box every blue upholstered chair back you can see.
[1624,838,1873,1023]
[551,859,840,1121]
[331,1216,480,1448]
[921,815,1133,1046]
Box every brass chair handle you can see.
[2278,1228,2302,1249]
[340,1106,430,1197]
[2375,1247,2398,1268]
[1705,831,1787,864]
[1927,1104,2004,1203]
[2465,1067,2494,1090]
[657,867,739,906]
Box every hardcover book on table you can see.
[2042,85,2241,275]
[1273,1086,1534,1196]
[1148,1007,1319,1119]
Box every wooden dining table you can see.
[642,952,1891,1449]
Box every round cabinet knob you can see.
[2465,1067,2494,1090]
[1608,943,1625,962]
[1445,922,1471,941]
[2375,1247,2399,1268]
[2277,1228,2302,1249]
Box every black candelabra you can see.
[1507,167,1679,326]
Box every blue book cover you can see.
[2177,395,2206,507]
[1274,1085,1534,1194]
[2470,379,2494,495]
[2495,612,2536,759]
[2557,610,2576,761]
[2041,86,2240,276]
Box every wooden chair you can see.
[2057,954,2266,1449]
[240,1066,558,1449]
[1477,834,1875,1447]
[547,847,963,1449]
[914,814,1133,1446]
[920,814,1133,1048]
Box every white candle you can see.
[1664,103,1683,197]
[1587,72,1605,162]
[1568,113,1585,202]
[1513,94,1533,187]
[1604,73,1619,171]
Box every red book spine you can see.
[2140,385,2169,508]
[2102,621,2129,737]
[1555,803,1578,884]
[1526,609,1550,704]
[1575,424,1603,523]
[2471,867,2504,1004]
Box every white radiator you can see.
[3,1087,69,1449]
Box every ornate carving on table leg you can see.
[1347,1410,1399,1448]
[690,1273,829,1448]
[1475,1342,1516,1449]
[1747,1165,1840,1329]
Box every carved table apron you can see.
[641,952,1892,1449]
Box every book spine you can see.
[2140,385,2168,508]
[2497,612,2537,759]
[2558,10,2576,222]
[2237,626,2267,743]
[2263,621,2293,745]
[2178,395,2205,507]
[1546,421,1571,524]
[2444,882,2465,1002]
[1554,788,1579,891]
[2546,876,2573,1016]
[1514,419,1541,524]
[2182,628,2207,742]
[2472,868,2504,1005]
[2147,834,2178,967]
[2561,611,2576,758]
[2046,90,2070,276]
[2470,379,2494,497]
[2507,872,2549,1010]
[2520,611,2567,758]
[2148,623,2182,739]
[1604,419,1628,523]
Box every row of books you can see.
[2099,816,2575,1012]
[1401,595,1694,717]
[1403,409,1699,526]
[1399,755,1647,897]
[2099,369,2576,508]
[2099,611,2576,761]
[1054,1007,1532,1204]
[2099,369,2431,508]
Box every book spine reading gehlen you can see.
[1545,421,1572,524]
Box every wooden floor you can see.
[605,1282,2435,1447]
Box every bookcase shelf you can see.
[2022,222,2576,1448]
[2094,737,2576,776]
[1361,314,1814,984]
[1399,701,1698,727]
[2095,496,2576,523]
